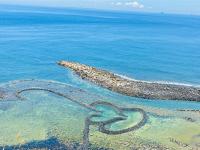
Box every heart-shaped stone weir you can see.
[81,101,147,149]
[0,80,148,150]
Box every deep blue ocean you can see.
[0,5,200,110]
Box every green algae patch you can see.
[87,114,200,150]
[0,116,47,146]
[0,90,88,146]
[106,111,143,132]
[135,116,200,150]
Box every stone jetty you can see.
[58,61,200,102]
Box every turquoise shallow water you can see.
[0,5,200,149]
[0,5,200,110]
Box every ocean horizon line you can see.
[1,3,200,17]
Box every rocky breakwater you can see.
[58,61,200,102]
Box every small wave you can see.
[115,73,200,88]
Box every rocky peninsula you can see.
[58,61,200,102]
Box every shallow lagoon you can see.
[0,79,200,149]
[0,5,200,150]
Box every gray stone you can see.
[58,61,200,102]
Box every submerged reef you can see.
[0,137,110,150]
[58,61,200,101]
[0,79,200,149]
[0,80,148,150]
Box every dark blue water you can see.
[0,5,200,110]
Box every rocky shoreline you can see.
[58,61,200,102]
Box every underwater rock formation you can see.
[0,88,10,100]
[58,61,200,102]
[0,80,98,111]
[178,109,200,114]
[0,137,110,150]
[0,79,148,150]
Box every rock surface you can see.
[58,61,200,102]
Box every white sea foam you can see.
[115,73,200,88]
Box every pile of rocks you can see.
[58,61,200,102]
